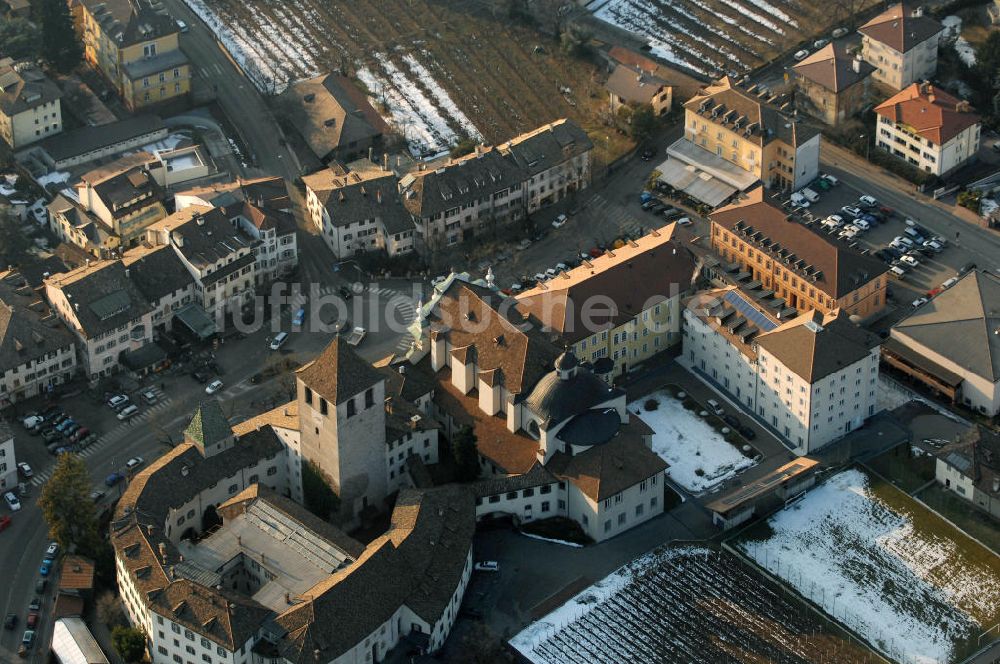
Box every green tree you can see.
[451,426,480,482]
[38,0,81,73]
[111,625,147,663]
[560,25,593,59]
[301,459,340,520]
[450,137,478,159]
[38,453,99,554]
[629,104,658,141]
[0,18,41,60]
[0,210,30,267]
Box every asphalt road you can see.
[162,0,299,180]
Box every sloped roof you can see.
[184,400,232,448]
[296,337,384,405]
[302,167,413,234]
[516,226,697,342]
[0,270,75,371]
[892,270,1000,382]
[79,0,180,47]
[859,3,943,53]
[684,77,820,148]
[793,44,875,92]
[875,83,980,146]
[59,555,95,591]
[287,74,389,160]
[0,57,62,117]
[524,366,621,429]
[498,118,593,177]
[121,244,194,303]
[935,425,1000,497]
[606,64,670,104]
[711,187,887,300]
[44,260,153,339]
[755,310,880,382]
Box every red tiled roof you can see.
[875,83,980,146]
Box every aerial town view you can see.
[4,0,1000,662]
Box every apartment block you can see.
[859,4,943,90]
[0,57,62,149]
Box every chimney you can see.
[376,189,382,204]
[158,542,168,560]
[919,81,931,96]
[383,153,389,170]
[385,396,393,415]
[852,58,861,74]
[368,146,374,162]
[73,302,79,312]
[124,268,129,278]
[196,215,205,226]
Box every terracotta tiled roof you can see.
[59,555,95,591]
[232,401,299,435]
[516,227,697,342]
[859,4,943,53]
[710,187,887,300]
[875,83,980,146]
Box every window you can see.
[186,645,196,655]
[522,488,534,498]
[202,655,212,664]
[636,504,644,517]
[159,646,168,655]
[304,387,312,405]
[604,520,611,532]
[266,466,277,476]
[201,638,211,649]
[143,43,157,57]
[346,399,356,417]
[506,491,517,500]
[171,624,181,635]
[365,388,374,408]
[228,483,238,494]
[651,496,658,508]
[488,495,500,504]
[541,501,550,512]
[618,513,626,525]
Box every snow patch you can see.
[36,171,70,187]
[629,390,757,493]
[520,532,584,548]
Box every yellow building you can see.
[679,76,820,192]
[516,226,698,380]
[79,0,190,111]
[74,153,167,247]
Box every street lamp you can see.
[859,134,871,161]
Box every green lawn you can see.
[917,483,1000,556]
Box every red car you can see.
[0,515,10,532]
[25,612,37,629]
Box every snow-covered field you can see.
[736,468,1000,663]
[589,0,810,75]
[630,390,757,493]
[511,546,879,663]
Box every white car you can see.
[941,277,959,289]
[205,379,224,395]
[474,561,500,572]
[551,214,568,229]
[813,38,829,49]
[17,462,32,479]
[4,491,20,512]
[793,49,809,61]
[675,217,692,226]
[900,254,919,267]
[799,187,820,203]
[889,265,907,277]
[821,173,839,186]
[544,268,557,278]
[912,297,929,308]
[46,542,59,556]
[892,236,914,248]
[858,194,878,207]
[175,19,189,32]
[533,272,547,282]
[853,219,870,231]
[117,404,138,421]
[22,415,43,430]
[922,240,943,253]
[554,262,568,272]
[789,192,809,208]
[125,457,145,472]
[107,394,129,410]
[823,214,844,227]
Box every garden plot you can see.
[511,546,880,664]
[735,468,1000,663]
[589,0,830,76]
[631,390,756,493]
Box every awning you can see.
[174,302,216,340]
[882,337,964,388]
[51,617,110,664]
[656,138,760,208]
[121,343,167,371]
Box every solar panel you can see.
[723,290,778,332]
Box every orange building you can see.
[710,188,888,318]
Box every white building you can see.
[859,4,943,90]
[498,119,593,213]
[0,421,15,492]
[0,269,77,408]
[875,82,980,176]
[0,58,62,149]
[684,287,880,454]
[303,165,416,258]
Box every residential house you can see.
[684,286,880,454]
[516,226,698,380]
[792,45,875,126]
[874,82,980,176]
[47,194,119,259]
[144,207,256,319]
[422,280,667,542]
[859,4,943,90]
[606,63,672,117]
[286,73,391,163]
[304,164,416,257]
[44,260,154,380]
[606,46,703,101]
[0,269,77,408]
[883,270,1000,415]
[674,77,820,199]
[0,57,62,149]
[79,0,191,110]
[935,425,1000,518]
[75,153,167,247]
[121,244,196,334]
[399,146,525,250]
[709,187,888,318]
[498,119,592,214]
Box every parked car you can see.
[38,560,50,577]
[270,332,289,351]
[4,491,21,511]
[175,18,188,32]
[21,415,43,430]
[205,380,224,395]
[858,194,878,207]
[737,424,757,440]
[16,463,32,479]
[34,579,45,594]
[105,472,124,487]
[474,561,500,572]
[889,265,907,277]
[900,254,920,267]
[4,613,15,630]
[706,399,725,416]
[912,297,929,308]
[551,214,567,228]
[346,327,367,346]
[789,192,809,208]
[106,394,129,410]
[125,457,144,472]
[800,187,820,203]
[793,49,809,60]
[191,371,209,384]
[813,38,829,48]
[831,26,848,38]
[941,277,959,289]
[675,217,693,226]
[117,405,138,421]
[55,418,75,433]
[293,308,306,326]
[20,629,34,655]
[821,173,839,186]
[90,490,106,502]
[841,205,862,218]
[141,389,158,405]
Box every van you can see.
[800,187,820,203]
[270,332,289,350]
[706,399,724,416]
[117,404,138,421]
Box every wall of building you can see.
[877,114,980,176]
[149,612,252,664]
[574,472,664,543]
[0,343,77,407]
[936,458,977,501]
[385,428,438,494]
[791,133,821,190]
[0,434,15,491]
[685,110,763,177]
[863,34,939,89]
[1,97,61,149]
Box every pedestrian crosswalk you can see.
[29,396,174,487]
[586,194,647,239]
